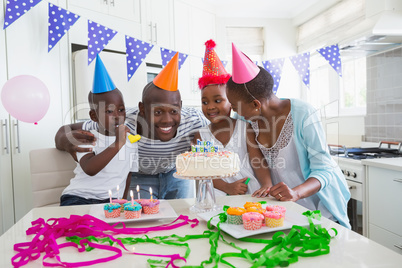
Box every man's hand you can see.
[64,130,96,161]
[252,185,271,198]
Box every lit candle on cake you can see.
[130,190,134,205]
[150,187,153,202]
[116,185,120,200]
[108,189,112,204]
[137,185,140,200]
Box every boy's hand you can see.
[115,125,130,148]
[226,178,248,195]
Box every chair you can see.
[29,148,76,207]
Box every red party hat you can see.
[198,40,231,89]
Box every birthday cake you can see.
[176,150,240,177]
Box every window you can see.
[308,54,366,116]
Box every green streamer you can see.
[66,210,337,267]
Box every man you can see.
[55,53,208,199]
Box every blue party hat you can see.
[92,54,116,94]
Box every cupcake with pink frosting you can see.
[263,211,285,228]
[242,212,264,230]
[141,199,160,214]
[265,205,286,214]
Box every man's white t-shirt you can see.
[62,131,138,200]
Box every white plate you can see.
[89,200,178,224]
[173,172,238,180]
[198,207,321,239]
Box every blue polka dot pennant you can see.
[48,3,80,52]
[262,58,285,95]
[3,0,42,29]
[160,48,188,70]
[222,60,228,69]
[125,36,154,81]
[317,44,342,77]
[87,20,117,65]
[289,52,310,89]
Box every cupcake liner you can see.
[124,210,141,219]
[143,204,159,214]
[227,214,243,225]
[265,217,284,228]
[243,219,263,230]
[104,209,120,218]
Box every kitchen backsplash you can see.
[365,46,402,143]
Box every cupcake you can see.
[124,202,142,219]
[141,199,160,214]
[263,211,285,228]
[112,199,128,212]
[226,207,246,225]
[246,206,266,214]
[242,212,264,230]
[104,203,121,218]
[265,205,286,214]
[244,202,262,210]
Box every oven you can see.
[329,141,402,237]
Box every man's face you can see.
[140,86,182,141]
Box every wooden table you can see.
[1,195,401,267]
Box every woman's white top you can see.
[251,113,335,220]
[199,119,261,196]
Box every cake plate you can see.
[173,172,238,213]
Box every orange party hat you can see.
[153,52,179,91]
[198,39,231,89]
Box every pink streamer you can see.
[11,214,198,268]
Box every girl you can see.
[193,40,272,197]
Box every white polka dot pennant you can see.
[3,0,42,29]
[87,20,117,65]
[262,58,285,95]
[317,44,343,77]
[125,36,154,81]
[289,52,311,89]
[48,4,80,52]
[160,48,188,70]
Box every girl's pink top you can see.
[265,205,286,213]
[242,212,264,221]
[112,199,127,205]
[141,199,160,207]
[263,211,284,219]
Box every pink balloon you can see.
[1,75,50,123]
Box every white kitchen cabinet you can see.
[68,0,141,23]
[173,0,216,106]
[0,0,71,233]
[141,0,173,48]
[367,165,402,255]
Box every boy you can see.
[60,55,138,206]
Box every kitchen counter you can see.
[1,195,402,267]
[361,158,402,172]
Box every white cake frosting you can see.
[175,151,240,177]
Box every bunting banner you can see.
[48,4,80,52]
[87,20,117,65]
[3,0,42,29]
[289,52,310,89]
[160,48,188,70]
[262,58,285,95]
[222,60,228,69]
[125,36,154,81]
[317,44,342,77]
[2,1,345,92]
